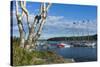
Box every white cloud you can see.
[45,15,97,31]
[12,9,97,38]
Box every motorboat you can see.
[57,43,71,48]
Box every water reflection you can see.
[35,40,97,62]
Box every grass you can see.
[12,40,74,66]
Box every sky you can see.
[11,1,97,39]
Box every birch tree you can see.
[15,1,51,49]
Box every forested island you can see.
[47,34,97,41]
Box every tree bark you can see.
[15,1,51,49]
[16,1,25,48]
[16,14,25,48]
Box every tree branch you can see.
[15,1,25,48]
[33,19,46,42]
[32,2,52,42]
[20,1,31,29]
[46,3,52,11]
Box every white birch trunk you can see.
[15,1,51,49]
[16,1,25,48]
[16,15,25,48]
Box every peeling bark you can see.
[15,1,51,49]
[16,1,25,48]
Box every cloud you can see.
[45,16,97,30]
[12,9,97,39]
[42,15,97,38]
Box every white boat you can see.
[85,42,96,48]
[59,43,71,48]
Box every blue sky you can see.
[11,1,97,39]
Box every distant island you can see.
[47,34,97,41]
[12,34,97,42]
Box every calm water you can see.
[37,41,97,62]
[54,47,97,62]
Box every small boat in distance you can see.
[85,42,96,48]
[57,43,71,48]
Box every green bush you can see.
[12,39,73,66]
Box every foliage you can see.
[12,38,73,66]
[47,34,97,41]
